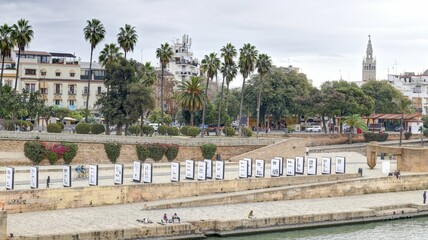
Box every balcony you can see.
[54,90,62,95]
[68,91,76,95]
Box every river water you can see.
[207,216,428,240]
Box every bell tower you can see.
[362,35,376,81]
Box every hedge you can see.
[143,125,155,136]
[180,126,189,135]
[47,151,58,165]
[57,122,65,130]
[404,132,412,140]
[147,143,167,162]
[75,122,91,134]
[363,132,389,142]
[158,125,168,135]
[47,123,62,133]
[165,144,179,161]
[24,141,47,164]
[187,126,201,137]
[136,144,149,162]
[128,125,141,136]
[243,127,253,137]
[62,143,78,164]
[91,123,105,134]
[104,142,121,163]
[167,127,179,136]
[223,127,236,136]
[201,143,216,159]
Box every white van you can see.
[149,123,159,131]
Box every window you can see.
[83,86,88,95]
[55,71,61,77]
[40,88,48,94]
[40,70,46,76]
[69,85,75,94]
[55,84,61,94]
[70,72,75,77]
[54,100,61,106]
[25,69,36,75]
[69,100,75,106]
[5,80,12,86]
[25,83,36,93]
[97,86,102,94]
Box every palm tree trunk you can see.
[105,85,110,135]
[201,77,210,138]
[0,55,5,95]
[216,76,226,136]
[14,48,22,92]
[225,84,230,114]
[160,66,164,125]
[256,87,262,138]
[399,114,403,146]
[321,115,327,134]
[349,128,353,144]
[238,77,246,137]
[85,47,94,122]
[124,51,127,60]
[140,114,144,136]
[116,123,122,135]
[190,111,194,126]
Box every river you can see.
[207,216,428,239]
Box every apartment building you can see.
[167,34,200,83]
[388,72,428,114]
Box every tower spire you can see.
[366,34,373,59]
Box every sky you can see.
[2,0,428,87]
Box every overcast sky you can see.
[2,0,428,87]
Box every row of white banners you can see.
[3,156,346,190]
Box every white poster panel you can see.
[63,165,72,187]
[114,164,124,185]
[204,159,213,179]
[132,161,142,182]
[185,160,195,180]
[244,158,252,177]
[270,159,280,177]
[286,158,296,176]
[143,163,153,183]
[335,156,346,174]
[88,165,98,186]
[215,161,225,180]
[5,167,14,190]
[170,162,180,182]
[307,157,317,175]
[30,166,39,189]
[295,157,305,174]
[239,159,248,178]
[274,157,284,176]
[321,157,332,175]
[255,159,265,178]
[197,161,207,181]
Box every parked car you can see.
[149,123,159,131]
[305,125,322,132]
[394,126,405,132]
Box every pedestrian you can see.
[46,176,50,188]
[248,210,254,219]
[423,191,426,204]
[305,147,309,157]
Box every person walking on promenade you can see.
[423,191,426,204]
[46,176,50,188]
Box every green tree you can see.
[225,61,238,113]
[342,114,368,144]
[200,52,220,136]
[83,19,105,122]
[155,43,174,125]
[140,62,157,86]
[361,80,408,114]
[392,97,413,146]
[117,24,138,59]
[98,43,122,67]
[0,24,15,96]
[148,108,172,125]
[12,19,34,92]
[53,107,71,121]
[255,53,272,137]
[238,43,258,135]
[125,82,155,136]
[179,76,204,126]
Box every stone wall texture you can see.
[0,211,6,240]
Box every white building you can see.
[166,34,200,83]
[362,35,376,81]
[388,72,428,114]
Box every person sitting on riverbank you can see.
[171,213,180,223]
[248,210,254,219]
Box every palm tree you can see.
[98,43,122,67]
[225,61,238,113]
[117,24,138,59]
[200,52,220,137]
[393,97,413,146]
[0,24,15,96]
[238,43,258,136]
[155,43,174,125]
[11,19,33,92]
[343,114,368,144]
[217,43,237,135]
[255,53,272,138]
[83,19,105,122]
[179,76,204,126]
[140,62,157,86]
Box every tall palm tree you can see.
[117,24,138,59]
[255,53,272,138]
[155,43,174,125]
[343,114,368,144]
[225,61,238,113]
[83,19,105,122]
[200,52,220,137]
[238,43,258,136]
[98,43,122,67]
[12,19,33,92]
[140,62,157,87]
[217,43,237,135]
[393,97,413,146]
[0,24,15,96]
[179,76,204,126]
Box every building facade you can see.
[388,72,428,114]
[362,35,376,81]
[166,34,200,83]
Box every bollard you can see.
[358,168,363,177]
[216,154,222,161]
[0,210,7,240]
[381,153,384,160]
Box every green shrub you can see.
[13,120,34,131]
[136,144,149,162]
[424,129,428,137]
[165,144,179,161]
[62,143,78,164]
[24,141,46,165]
[47,123,62,133]
[180,126,189,135]
[91,123,105,134]
[243,127,253,137]
[47,151,58,165]
[200,143,216,159]
[158,125,168,135]
[104,142,121,163]
[223,127,236,136]
[404,132,412,140]
[75,122,91,134]
[3,120,14,131]
[143,125,155,136]
[127,125,140,136]
[363,132,389,142]
[147,143,167,162]
[187,126,201,137]
[167,127,179,136]
[57,122,65,130]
